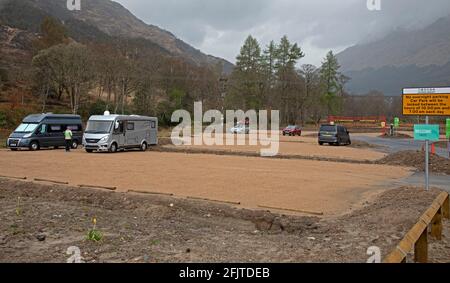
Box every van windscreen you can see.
[15,123,39,133]
[85,121,112,134]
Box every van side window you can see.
[67,125,81,131]
[127,122,135,131]
[39,124,47,134]
[113,121,123,134]
[49,125,62,133]
[151,121,156,129]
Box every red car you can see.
[282,125,302,136]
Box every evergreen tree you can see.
[34,17,68,51]
[229,35,264,110]
[274,36,305,123]
[236,35,262,72]
[274,35,304,72]
[319,51,345,115]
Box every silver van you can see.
[83,113,158,153]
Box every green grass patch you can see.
[86,229,103,242]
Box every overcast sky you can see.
[115,0,450,66]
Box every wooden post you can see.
[430,208,443,240]
[401,257,407,264]
[414,230,428,263]
[443,195,450,219]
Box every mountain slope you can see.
[337,15,450,95]
[0,0,234,73]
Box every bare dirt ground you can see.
[434,141,450,149]
[0,179,447,263]
[379,133,413,139]
[0,149,410,216]
[1,132,448,263]
[378,150,450,175]
[164,133,386,162]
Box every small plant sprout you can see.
[86,217,103,242]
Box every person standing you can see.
[64,127,73,152]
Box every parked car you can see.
[6,114,83,151]
[230,123,250,134]
[282,125,302,136]
[83,113,158,153]
[318,124,351,146]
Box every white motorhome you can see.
[83,113,158,153]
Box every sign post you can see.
[425,116,429,192]
[447,118,450,139]
[403,87,449,191]
[394,117,400,136]
[413,123,440,191]
[447,118,450,158]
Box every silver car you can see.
[230,124,250,134]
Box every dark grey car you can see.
[318,124,351,146]
[7,114,83,151]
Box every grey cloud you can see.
[115,0,450,66]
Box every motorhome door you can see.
[113,120,125,147]
[125,121,138,146]
[149,120,157,145]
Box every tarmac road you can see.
[393,172,450,193]
[353,135,449,159]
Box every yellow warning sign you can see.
[402,88,450,116]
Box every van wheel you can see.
[140,142,148,152]
[10,148,18,151]
[319,142,324,146]
[109,142,118,153]
[29,141,40,151]
[71,140,79,149]
[85,149,94,153]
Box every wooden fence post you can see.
[430,208,443,240]
[414,230,428,263]
[385,192,449,263]
[443,195,449,219]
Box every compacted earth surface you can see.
[377,150,450,175]
[1,132,449,263]
[0,178,448,263]
[0,149,411,216]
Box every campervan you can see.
[7,114,83,151]
[83,113,158,153]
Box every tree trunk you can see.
[41,85,49,113]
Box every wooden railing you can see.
[384,192,450,263]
